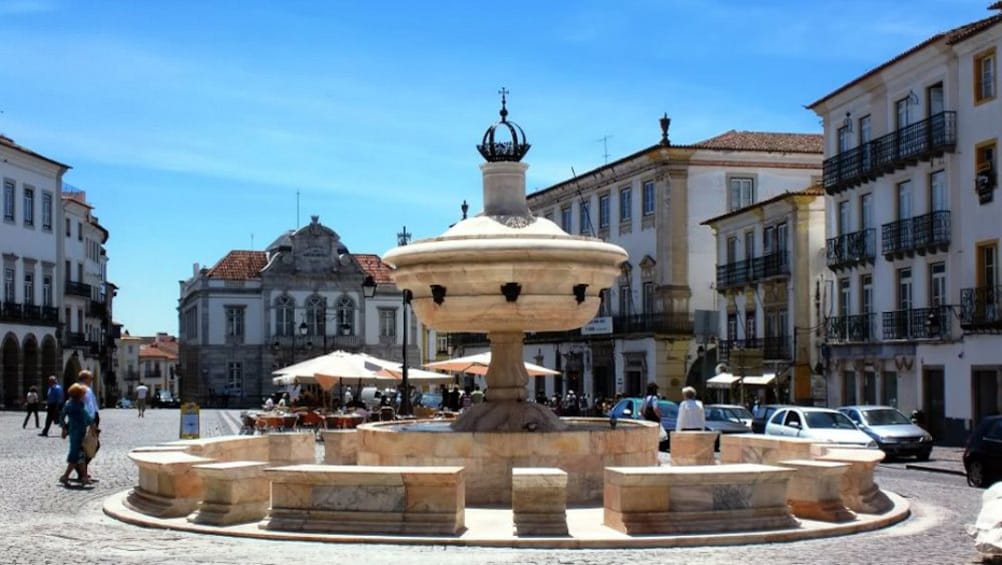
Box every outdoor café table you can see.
[257,413,299,432]
[323,414,365,429]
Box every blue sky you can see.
[0,0,990,335]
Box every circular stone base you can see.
[103,489,911,549]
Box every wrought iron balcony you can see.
[826,313,876,343]
[882,306,952,340]
[88,300,108,318]
[0,302,58,324]
[716,338,760,363]
[716,259,751,290]
[882,211,950,259]
[752,251,790,280]
[65,280,92,298]
[613,312,694,335]
[823,111,957,195]
[64,332,87,347]
[961,285,1002,332]
[826,229,876,271]
[762,336,792,360]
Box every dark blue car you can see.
[609,397,679,450]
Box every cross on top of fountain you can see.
[477,87,531,163]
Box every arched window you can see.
[336,295,355,336]
[305,295,327,336]
[274,295,294,336]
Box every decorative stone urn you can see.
[383,93,627,432]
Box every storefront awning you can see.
[706,372,776,388]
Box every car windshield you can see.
[728,407,753,420]
[861,408,911,426]
[706,407,742,423]
[805,411,858,429]
[658,401,678,418]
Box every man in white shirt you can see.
[135,384,149,418]
[675,386,706,432]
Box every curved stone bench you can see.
[189,461,271,526]
[815,448,891,514]
[779,459,854,522]
[124,451,213,518]
[160,433,314,465]
[719,434,817,465]
[321,429,359,465]
[262,465,466,535]
[603,464,798,535]
[512,467,567,536]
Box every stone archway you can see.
[40,335,58,386]
[22,335,40,398]
[2,334,20,409]
[62,354,81,392]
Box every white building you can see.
[808,9,1002,444]
[115,332,177,400]
[701,186,827,405]
[177,216,418,407]
[489,119,824,403]
[0,135,68,408]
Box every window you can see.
[642,180,655,216]
[598,194,610,228]
[619,186,632,222]
[41,193,52,231]
[726,236,737,263]
[861,274,873,314]
[930,263,946,307]
[23,272,33,305]
[274,295,294,336]
[379,308,397,337]
[897,180,912,220]
[3,180,13,222]
[183,306,198,340]
[42,274,52,306]
[930,170,947,212]
[578,200,591,235]
[227,362,243,396]
[895,97,910,130]
[743,230,754,261]
[65,218,70,237]
[619,284,632,316]
[858,115,872,144]
[860,193,873,229]
[305,295,326,336]
[976,48,997,104]
[598,288,611,317]
[560,206,572,232]
[837,200,850,235]
[726,313,737,341]
[728,177,754,211]
[23,187,34,227]
[642,281,655,314]
[837,125,851,153]
[976,141,997,189]
[839,278,850,316]
[3,267,14,302]
[898,268,913,311]
[77,221,82,241]
[336,296,355,335]
[225,306,245,339]
[745,311,756,341]
[928,83,945,116]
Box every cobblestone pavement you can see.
[0,408,987,564]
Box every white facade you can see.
[810,13,1002,444]
[515,126,821,403]
[0,136,67,408]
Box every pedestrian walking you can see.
[40,376,64,436]
[135,383,149,417]
[77,370,100,483]
[22,386,40,429]
[58,383,94,485]
[676,386,706,432]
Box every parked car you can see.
[153,390,180,409]
[707,404,754,430]
[751,404,792,434]
[116,397,133,409]
[704,405,753,449]
[838,405,933,460]
[609,397,679,450]
[764,406,877,448]
[964,415,1002,488]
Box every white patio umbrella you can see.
[423,351,560,377]
[309,350,400,391]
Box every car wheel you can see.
[916,449,932,462]
[969,460,987,488]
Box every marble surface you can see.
[669,431,718,466]
[125,451,213,518]
[779,459,854,523]
[512,467,568,536]
[719,434,817,465]
[816,449,891,514]
[190,461,271,526]
[321,429,359,464]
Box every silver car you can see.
[765,406,877,448]
[839,405,933,461]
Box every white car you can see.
[764,406,877,448]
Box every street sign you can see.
[179,403,200,439]
[581,316,613,335]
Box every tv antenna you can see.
[596,135,613,164]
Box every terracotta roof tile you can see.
[691,131,823,154]
[355,254,395,284]
[809,13,1002,108]
[205,251,267,280]
[139,344,176,360]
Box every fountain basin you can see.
[355,417,659,505]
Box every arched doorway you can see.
[22,335,39,398]
[2,334,20,409]
[40,336,58,386]
[62,354,81,391]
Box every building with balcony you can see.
[177,216,418,407]
[702,186,827,405]
[511,119,821,402]
[115,332,177,400]
[0,135,68,409]
[809,8,1002,444]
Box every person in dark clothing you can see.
[448,386,461,412]
[40,375,64,436]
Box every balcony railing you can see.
[717,252,790,291]
[762,336,792,360]
[613,312,694,335]
[64,332,87,347]
[882,211,950,258]
[826,229,876,270]
[716,259,751,290]
[823,111,957,195]
[752,251,790,280]
[88,300,108,318]
[65,280,92,298]
[826,313,876,343]
[961,285,1002,332]
[882,306,952,340]
[0,302,58,324]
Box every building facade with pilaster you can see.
[809,9,1002,444]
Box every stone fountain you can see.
[383,93,628,433]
